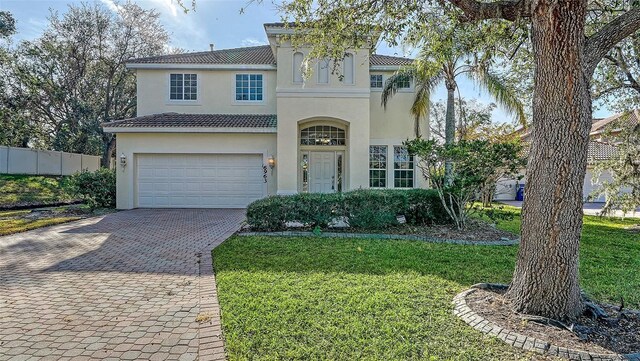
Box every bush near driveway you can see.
[64,168,116,210]
[246,189,450,231]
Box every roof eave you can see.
[126,63,277,70]
[370,65,408,71]
[102,126,278,134]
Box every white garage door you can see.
[137,154,265,208]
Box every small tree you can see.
[406,138,524,229]
[590,124,640,216]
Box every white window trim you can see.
[166,73,200,105]
[396,75,414,93]
[370,74,384,92]
[392,145,415,189]
[233,73,266,104]
[369,145,388,188]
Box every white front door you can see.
[309,152,336,193]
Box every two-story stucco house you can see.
[104,23,427,209]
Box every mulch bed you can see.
[246,219,518,242]
[467,288,640,355]
[0,199,82,211]
[1,205,113,221]
[389,220,517,241]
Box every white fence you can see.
[0,146,100,176]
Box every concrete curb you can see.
[452,287,640,361]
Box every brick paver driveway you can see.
[0,209,245,361]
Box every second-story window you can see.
[370,74,383,88]
[396,75,411,89]
[235,74,263,101]
[170,73,197,100]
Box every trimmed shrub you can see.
[246,195,294,231]
[404,189,451,225]
[343,189,406,229]
[63,168,116,210]
[246,188,451,231]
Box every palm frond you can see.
[469,66,527,128]
[410,84,430,137]
[381,67,417,109]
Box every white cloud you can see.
[147,0,179,17]
[241,38,267,47]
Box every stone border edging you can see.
[198,249,227,361]
[238,231,520,246]
[452,285,640,361]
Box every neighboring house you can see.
[103,23,426,209]
[495,111,636,202]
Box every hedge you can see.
[246,189,451,231]
[63,168,116,210]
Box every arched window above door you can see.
[300,125,346,146]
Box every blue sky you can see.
[1,0,612,121]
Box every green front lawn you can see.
[0,174,72,207]
[213,211,639,360]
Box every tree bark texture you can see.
[444,85,456,183]
[505,0,592,321]
[101,135,116,168]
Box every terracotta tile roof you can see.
[587,141,618,162]
[128,46,276,65]
[370,54,413,66]
[590,110,640,135]
[127,45,413,67]
[102,113,277,128]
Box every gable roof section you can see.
[102,113,277,133]
[126,45,413,68]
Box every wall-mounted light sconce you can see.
[120,153,127,167]
[268,155,276,171]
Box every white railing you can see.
[0,146,101,176]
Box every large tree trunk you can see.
[101,135,116,168]
[444,84,456,183]
[505,1,592,321]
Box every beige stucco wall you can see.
[135,69,277,116]
[275,45,371,91]
[276,96,371,194]
[114,132,277,209]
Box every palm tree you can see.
[382,47,526,182]
[382,50,526,140]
